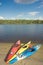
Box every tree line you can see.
[0,20,43,24]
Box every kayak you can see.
[7,41,31,63]
[9,44,41,64]
[5,40,21,62]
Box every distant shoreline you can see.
[0,20,43,24]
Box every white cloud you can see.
[0,16,4,20]
[33,16,43,20]
[10,14,30,20]
[28,12,39,16]
[14,0,39,4]
[38,17,43,20]
[10,12,41,20]
[8,14,23,20]
[6,16,43,20]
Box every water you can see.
[0,24,43,43]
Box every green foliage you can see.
[0,20,43,24]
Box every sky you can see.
[0,0,43,20]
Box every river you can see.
[0,24,43,43]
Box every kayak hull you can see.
[7,41,31,63]
[5,40,21,62]
[9,44,41,64]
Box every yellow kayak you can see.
[7,41,31,63]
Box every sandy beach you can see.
[0,43,43,65]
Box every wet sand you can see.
[0,43,43,65]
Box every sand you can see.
[0,43,43,65]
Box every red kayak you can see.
[5,40,21,61]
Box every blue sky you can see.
[0,0,43,20]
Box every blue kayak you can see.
[9,44,41,64]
